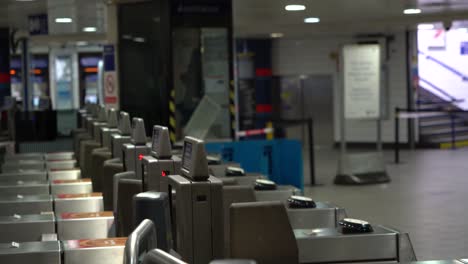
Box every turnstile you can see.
[0,241,61,263]
[0,213,55,243]
[0,194,53,216]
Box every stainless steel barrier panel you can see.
[254,185,301,202]
[143,249,187,264]
[54,193,104,214]
[0,180,50,195]
[46,160,77,170]
[294,225,415,263]
[48,169,81,181]
[0,194,53,216]
[0,171,47,181]
[63,237,126,264]
[51,179,92,195]
[0,214,56,243]
[57,211,115,240]
[286,202,347,229]
[45,152,74,161]
[4,153,45,162]
[0,241,61,263]
[2,160,45,172]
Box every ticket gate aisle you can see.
[79,106,110,178]
[229,201,417,263]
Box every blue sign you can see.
[461,42,468,55]
[28,14,48,36]
[103,45,115,71]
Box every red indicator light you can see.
[161,171,167,177]
[138,154,144,160]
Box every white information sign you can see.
[343,44,381,119]
[103,71,119,109]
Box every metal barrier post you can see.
[395,107,400,164]
[451,112,456,149]
[307,118,316,185]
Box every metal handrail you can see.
[124,219,158,264]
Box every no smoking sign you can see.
[105,74,115,94]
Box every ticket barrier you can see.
[2,158,77,173]
[0,236,125,264]
[51,179,93,195]
[141,125,181,193]
[57,211,115,240]
[229,201,417,263]
[0,178,93,195]
[88,109,119,192]
[122,117,150,178]
[167,137,223,264]
[141,125,261,193]
[0,194,53,216]
[0,213,56,243]
[143,249,257,264]
[4,153,44,162]
[80,107,109,178]
[0,168,80,182]
[0,192,103,216]
[0,170,47,181]
[2,160,45,172]
[48,168,81,181]
[0,211,115,243]
[253,179,301,202]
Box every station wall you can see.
[272,32,409,143]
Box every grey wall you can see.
[272,32,409,143]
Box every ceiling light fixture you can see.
[418,24,434,30]
[76,41,88,46]
[403,8,421,15]
[285,5,306,11]
[83,27,97,32]
[304,17,320,23]
[55,17,72,23]
[270,33,284,38]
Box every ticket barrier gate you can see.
[229,201,417,263]
[3,152,75,164]
[0,168,80,182]
[80,107,109,178]
[88,109,119,192]
[142,249,257,264]
[0,237,126,264]
[2,159,77,173]
[0,211,115,242]
[0,178,93,195]
[167,137,223,264]
[141,125,262,193]
[0,192,103,215]
[141,125,181,193]
[122,117,150,179]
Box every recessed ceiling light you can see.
[403,8,421,15]
[83,27,97,32]
[55,17,72,23]
[304,17,320,23]
[270,33,284,38]
[285,5,306,11]
[418,24,434,30]
[133,37,146,43]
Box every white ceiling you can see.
[1,0,468,39]
[0,0,106,35]
[233,0,468,37]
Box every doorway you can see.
[280,74,334,148]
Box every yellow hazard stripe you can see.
[169,117,176,128]
[440,140,468,149]
[229,90,235,100]
[169,102,175,113]
[170,132,176,142]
